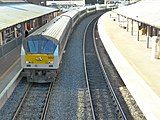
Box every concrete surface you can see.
[0,58,22,108]
[98,12,160,120]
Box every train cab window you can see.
[28,40,38,53]
[40,40,56,53]
[26,36,57,54]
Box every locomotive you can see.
[21,5,107,83]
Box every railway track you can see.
[0,11,145,120]
[1,12,106,120]
[44,13,106,120]
[12,82,53,120]
[83,17,127,120]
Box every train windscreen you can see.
[27,35,57,54]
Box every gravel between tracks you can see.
[45,12,104,120]
[0,11,136,120]
[85,18,119,120]
[0,78,29,120]
[95,26,146,120]
[15,83,50,120]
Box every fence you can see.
[0,36,22,76]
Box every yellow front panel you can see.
[25,54,54,64]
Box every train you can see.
[21,4,107,83]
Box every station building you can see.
[0,1,59,45]
[98,0,160,119]
[47,0,85,6]
[110,0,160,49]
[0,0,60,77]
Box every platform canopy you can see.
[0,0,26,2]
[0,3,58,30]
[113,0,160,28]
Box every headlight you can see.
[26,61,30,63]
[49,61,54,64]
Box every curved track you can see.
[45,12,105,120]
[83,17,127,120]
[0,11,146,120]
[1,12,105,120]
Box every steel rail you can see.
[40,82,54,120]
[12,83,32,120]
[83,16,100,120]
[93,21,127,120]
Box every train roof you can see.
[86,5,96,10]
[26,6,89,44]
[42,16,71,43]
[30,16,62,36]
[77,7,87,12]
[61,9,79,18]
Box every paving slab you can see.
[98,12,160,120]
[0,58,22,108]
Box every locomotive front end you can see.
[21,35,59,83]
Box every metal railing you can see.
[0,36,22,58]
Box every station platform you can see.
[0,58,22,108]
[98,12,160,120]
